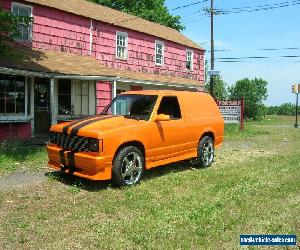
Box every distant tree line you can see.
[266,103,296,116]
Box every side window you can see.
[157,96,181,119]
[12,3,32,41]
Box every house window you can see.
[155,41,164,66]
[116,32,128,60]
[11,2,32,41]
[58,79,72,115]
[58,80,95,116]
[0,75,25,115]
[73,80,89,116]
[186,49,193,71]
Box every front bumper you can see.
[47,144,112,180]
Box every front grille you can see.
[50,132,89,152]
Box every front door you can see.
[34,78,51,135]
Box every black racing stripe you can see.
[62,117,89,134]
[59,149,66,166]
[70,115,114,136]
[66,152,76,173]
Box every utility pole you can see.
[292,84,299,128]
[209,0,215,97]
[295,93,299,128]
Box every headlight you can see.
[88,138,99,152]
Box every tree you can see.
[204,76,227,100]
[267,103,296,116]
[228,78,268,120]
[204,61,227,99]
[0,7,32,57]
[89,0,185,31]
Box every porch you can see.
[0,48,202,140]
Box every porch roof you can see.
[0,48,202,88]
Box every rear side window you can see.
[157,96,181,119]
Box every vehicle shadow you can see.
[45,160,195,191]
[143,160,194,181]
[45,171,111,191]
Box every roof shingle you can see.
[23,0,203,50]
[0,48,202,87]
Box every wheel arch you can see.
[113,140,146,162]
[199,131,215,143]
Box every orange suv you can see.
[47,90,224,186]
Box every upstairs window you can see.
[186,49,193,71]
[11,2,32,41]
[116,32,128,60]
[155,41,164,66]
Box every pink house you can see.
[0,0,205,140]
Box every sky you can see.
[165,0,300,106]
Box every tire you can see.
[112,146,144,187]
[195,136,214,168]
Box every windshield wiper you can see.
[124,115,140,121]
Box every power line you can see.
[215,55,300,60]
[259,47,300,51]
[217,0,300,11]
[208,47,300,52]
[182,15,208,25]
[215,55,300,62]
[171,0,208,11]
[215,0,300,14]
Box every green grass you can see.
[0,115,299,249]
[250,115,295,125]
[0,142,47,176]
[224,123,271,140]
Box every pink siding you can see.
[93,22,204,82]
[2,0,204,82]
[96,81,112,114]
[0,123,31,141]
[32,5,91,55]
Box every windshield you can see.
[103,94,158,120]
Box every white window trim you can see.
[11,2,33,42]
[155,40,164,66]
[57,80,96,118]
[115,31,128,60]
[186,49,194,71]
[0,76,32,121]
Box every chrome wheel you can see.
[121,152,143,185]
[202,140,214,166]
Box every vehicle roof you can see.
[122,90,209,97]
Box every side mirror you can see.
[154,114,171,122]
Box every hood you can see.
[51,115,143,138]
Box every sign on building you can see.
[217,98,244,129]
